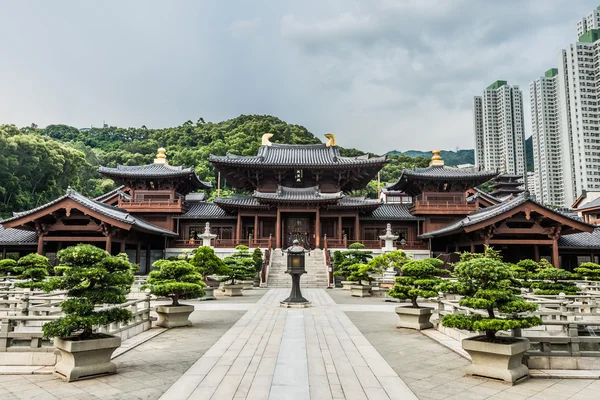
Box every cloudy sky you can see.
[0,1,596,153]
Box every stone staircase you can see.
[267,249,329,288]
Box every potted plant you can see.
[531,268,578,295]
[221,245,256,296]
[41,244,135,381]
[440,248,542,383]
[143,259,205,327]
[190,246,227,300]
[388,258,446,330]
[14,253,52,289]
[334,243,373,289]
[347,262,382,297]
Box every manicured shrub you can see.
[190,246,227,280]
[441,248,542,341]
[144,259,206,306]
[388,258,446,307]
[575,262,600,281]
[42,244,135,339]
[531,268,578,295]
[334,243,373,278]
[252,248,263,273]
[369,250,410,275]
[15,254,51,289]
[0,259,18,275]
[222,245,256,284]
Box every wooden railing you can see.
[119,197,185,211]
[324,237,333,288]
[171,237,274,249]
[410,200,477,214]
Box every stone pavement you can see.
[1,288,599,400]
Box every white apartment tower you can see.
[530,69,565,206]
[473,81,526,177]
[558,29,600,206]
[577,7,600,37]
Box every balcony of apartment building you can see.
[118,190,188,213]
[409,192,477,215]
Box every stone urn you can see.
[341,281,354,290]
[53,335,121,382]
[351,284,372,297]
[223,284,244,297]
[241,280,254,290]
[395,306,434,330]
[201,287,216,300]
[462,335,530,384]
[155,305,194,328]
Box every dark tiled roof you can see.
[94,185,126,202]
[209,144,387,168]
[387,165,498,191]
[175,202,236,219]
[577,196,600,211]
[213,196,269,209]
[185,193,206,202]
[2,189,177,237]
[466,188,502,205]
[0,226,37,245]
[559,228,600,248]
[254,186,343,202]
[419,195,593,238]
[99,163,212,189]
[361,204,422,220]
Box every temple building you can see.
[1,134,600,271]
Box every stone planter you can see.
[223,284,244,297]
[156,305,194,328]
[241,280,254,290]
[54,335,121,382]
[462,335,530,384]
[351,285,372,297]
[371,287,389,297]
[395,306,433,330]
[341,281,354,290]
[201,287,216,300]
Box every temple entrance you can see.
[285,217,311,248]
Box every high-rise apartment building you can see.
[577,7,600,37]
[473,81,526,177]
[530,68,565,206]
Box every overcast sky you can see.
[0,1,596,153]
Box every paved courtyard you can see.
[0,288,599,400]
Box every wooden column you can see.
[534,245,540,262]
[120,241,126,254]
[236,213,242,244]
[470,241,475,253]
[337,215,342,239]
[105,236,112,254]
[552,239,559,268]
[275,207,281,248]
[254,214,259,245]
[1,247,6,259]
[315,208,321,248]
[136,242,141,265]
[37,235,44,255]
[354,213,360,242]
[146,246,151,274]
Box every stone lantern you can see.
[280,240,311,308]
[198,222,217,248]
[379,223,398,253]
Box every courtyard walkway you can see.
[0,288,599,400]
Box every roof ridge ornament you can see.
[429,149,444,167]
[154,148,168,164]
[324,133,336,147]
[262,133,273,146]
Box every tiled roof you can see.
[419,195,592,238]
[254,186,343,202]
[94,185,126,202]
[2,188,177,237]
[213,196,269,209]
[209,144,387,167]
[99,163,212,189]
[0,226,37,245]
[466,188,502,205]
[361,204,423,220]
[185,193,206,202]
[175,202,236,219]
[559,228,600,248]
[387,165,498,191]
[577,196,600,211]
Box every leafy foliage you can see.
[41,244,135,339]
[252,248,263,273]
[333,243,373,279]
[0,259,18,275]
[388,258,446,307]
[144,259,206,306]
[531,268,578,295]
[14,254,51,289]
[189,246,227,280]
[440,248,542,340]
[368,250,410,275]
[346,262,382,285]
[575,262,600,281]
[222,245,256,284]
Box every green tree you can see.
[189,246,227,280]
[0,259,18,275]
[334,243,373,278]
[388,258,446,307]
[41,245,135,339]
[252,248,263,273]
[14,254,51,289]
[222,245,256,284]
[144,260,206,305]
[531,268,578,295]
[575,262,600,281]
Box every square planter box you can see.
[241,280,254,290]
[351,285,372,297]
[54,335,121,382]
[156,305,194,328]
[223,284,244,297]
[341,281,354,290]
[201,287,216,300]
[395,306,433,330]
[462,335,530,384]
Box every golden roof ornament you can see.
[325,133,336,147]
[262,133,273,146]
[154,147,168,164]
[430,149,444,166]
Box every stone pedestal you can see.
[395,306,434,330]
[156,305,194,328]
[54,335,121,382]
[462,336,530,384]
[351,285,372,297]
[223,284,244,296]
[379,223,399,253]
[201,287,216,300]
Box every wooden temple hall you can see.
[3,133,600,271]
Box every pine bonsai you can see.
[345,262,381,285]
[252,248,263,273]
[369,250,410,276]
[143,259,206,306]
[575,262,600,281]
[15,254,51,289]
[388,258,446,307]
[441,249,542,341]
[0,259,18,276]
[42,244,135,340]
[334,243,373,278]
[531,268,578,295]
[222,245,256,284]
[190,246,227,281]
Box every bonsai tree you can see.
[531,268,578,295]
[190,246,227,281]
[42,244,135,340]
[222,245,256,284]
[388,258,446,307]
[252,248,263,273]
[0,259,18,276]
[334,243,373,279]
[346,262,382,286]
[15,254,52,289]
[575,262,600,281]
[144,259,206,306]
[441,248,542,341]
[369,250,410,276]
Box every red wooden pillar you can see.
[120,241,126,254]
[337,215,342,239]
[236,213,242,245]
[315,208,321,248]
[470,242,475,253]
[254,215,259,245]
[354,213,360,242]
[275,208,281,248]
[105,236,112,254]
[37,235,44,255]
[552,239,560,268]
[534,245,540,262]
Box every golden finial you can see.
[324,133,336,147]
[430,149,444,166]
[262,133,273,146]
[154,147,168,164]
